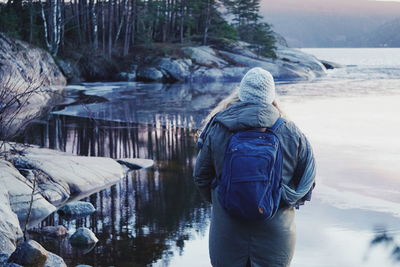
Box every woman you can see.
[193,67,316,267]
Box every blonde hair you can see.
[202,87,240,126]
[201,88,286,131]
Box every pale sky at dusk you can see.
[261,0,400,16]
[260,0,400,47]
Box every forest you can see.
[0,0,277,59]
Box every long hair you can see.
[201,88,286,130]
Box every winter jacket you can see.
[193,101,316,267]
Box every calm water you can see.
[26,48,400,266]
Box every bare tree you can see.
[0,78,45,151]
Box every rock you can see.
[0,142,128,253]
[56,59,82,83]
[136,67,164,82]
[0,33,66,137]
[8,240,48,267]
[191,67,224,82]
[179,58,192,67]
[155,58,190,82]
[0,253,23,267]
[221,67,250,81]
[320,59,344,69]
[75,265,92,267]
[45,252,66,267]
[276,46,326,77]
[58,201,96,217]
[69,227,98,246]
[0,184,23,254]
[0,159,56,229]
[31,226,68,238]
[7,144,124,197]
[218,47,326,81]
[117,158,154,170]
[182,46,228,68]
[113,72,136,81]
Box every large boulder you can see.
[58,201,96,218]
[191,67,224,82]
[155,58,190,82]
[8,240,48,267]
[182,46,228,68]
[136,67,164,82]
[45,252,67,267]
[7,144,124,198]
[0,185,23,254]
[276,46,327,78]
[0,33,66,137]
[69,227,98,246]
[0,159,56,229]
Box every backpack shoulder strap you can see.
[269,117,285,133]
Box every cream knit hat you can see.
[238,67,276,105]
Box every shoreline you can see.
[0,143,153,255]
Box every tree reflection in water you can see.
[26,114,210,267]
[369,228,400,263]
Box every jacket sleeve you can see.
[281,133,316,207]
[193,134,216,202]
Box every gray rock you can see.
[191,67,224,82]
[0,159,53,239]
[32,226,68,237]
[221,67,250,81]
[136,67,164,82]
[179,58,192,67]
[113,72,136,81]
[58,201,95,218]
[45,252,66,267]
[56,59,81,83]
[320,59,344,69]
[0,33,66,137]
[276,46,326,77]
[0,253,21,267]
[8,240,48,267]
[182,46,228,68]
[117,158,154,170]
[155,58,190,82]
[69,227,98,246]
[217,50,280,75]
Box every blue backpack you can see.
[216,118,285,221]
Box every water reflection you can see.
[369,228,400,263]
[27,116,210,267]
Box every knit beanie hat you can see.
[238,67,276,105]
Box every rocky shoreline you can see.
[96,43,328,84]
[55,41,332,84]
[0,143,153,265]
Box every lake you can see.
[26,48,400,266]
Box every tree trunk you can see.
[108,0,113,58]
[202,0,211,45]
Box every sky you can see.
[261,0,400,16]
[259,0,400,47]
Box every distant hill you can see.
[361,18,400,47]
[264,10,400,48]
